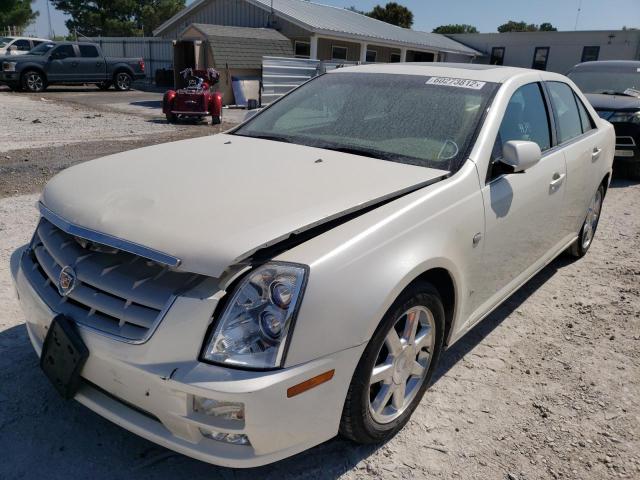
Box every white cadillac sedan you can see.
[11,63,614,467]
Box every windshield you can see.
[234,72,497,170]
[26,42,55,55]
[568,66,640,95]
[0,37,13,48]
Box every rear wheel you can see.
[165,112,177,123]
[568,184,604,258]
[211,114,221,125]
[340,282,444,444]
[21,70,46,93]
[114,72,132,91]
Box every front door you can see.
[471,82,567,320]
[47,44,79,82]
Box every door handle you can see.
[71,61,78,67]
[592,147,602,160]
[550,172,565,188]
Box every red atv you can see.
[163,68,223,125]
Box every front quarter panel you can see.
[278,162,485,367]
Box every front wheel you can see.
[165,112,177,123]
[568,184,604,258]
[21,70,46,93]
[340,282,444,444]
[114,72,132,91]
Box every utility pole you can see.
[574,0,582,31]
[46,0,55,39]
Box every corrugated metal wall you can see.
[261,56,359,104]
[91,38,174,79]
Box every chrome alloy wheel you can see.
[26,72,44,92]
[116,72,131,90]
[368,306,436,424]
[582,188,602,250]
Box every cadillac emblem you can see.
[58,266,77,297]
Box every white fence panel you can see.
[91,37,174,80]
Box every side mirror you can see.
[8,45,17,54]
[500,140,541,173]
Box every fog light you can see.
[199,428,250,446]
[193,396,244,422]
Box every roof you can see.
[332,62,538,83]
[188,24,293,69]
[155,0,479,56]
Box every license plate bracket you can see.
[40,315,89,399]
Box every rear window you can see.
[234,72,498,172]
[79,45,99,58]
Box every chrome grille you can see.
[23,218,202,343]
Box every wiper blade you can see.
[235,133,293,143]
[319,144,396,161]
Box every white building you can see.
[154,0,480,63]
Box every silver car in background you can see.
[12,63,614,467]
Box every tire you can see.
[21,70,46,93]
[97,81,111,90]
[340,282,445,444]
[165,112,177,123]
[568,184,604,258]
[113,71,132,91]
[618,162,640,180]
[211,114,221,125]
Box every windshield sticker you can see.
[425,77,486,90]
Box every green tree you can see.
[50,0,185,37]
[497,20,539,32]
[0,0,38,32]
[367,2,413,29]
[539,22,557,31]
[432,24,478,34]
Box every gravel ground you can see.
[0,91,639,479]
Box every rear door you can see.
[75,44,107,81]
[472,82,567,315]
[545,81,608,239]
[47,44,78,82]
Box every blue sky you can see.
[27,0,640,38]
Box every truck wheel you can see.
[97,81,112,90]
[165,113,177,123]
[618,162,640,180]
[114,72,132,91]
[211,115,222,125]
[22,70,46,93]
[340,282,444,444]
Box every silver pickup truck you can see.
[0,41,145,92]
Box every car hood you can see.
[585,93,640,111]
[40,134,448,278]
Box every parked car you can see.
[0,41,145,92]
[163,68,223,125]
[11,64,614,468]
[0,36,49,55]
[567,60,640,179]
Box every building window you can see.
[581,46,600,63]
[332,45,348,60]
[390,52,401,63]
[366,49,377,63]
[490,47,505,65]
[295,41,310,58]
[532,47,549,70]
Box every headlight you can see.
[202,263,308,369]
[608,111,640,124]
[2,62,17,72]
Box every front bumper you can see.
[12,247,364,468]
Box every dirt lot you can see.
[0,90,639,480]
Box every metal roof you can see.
[155,0,479,56]
[189,24,293,69]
